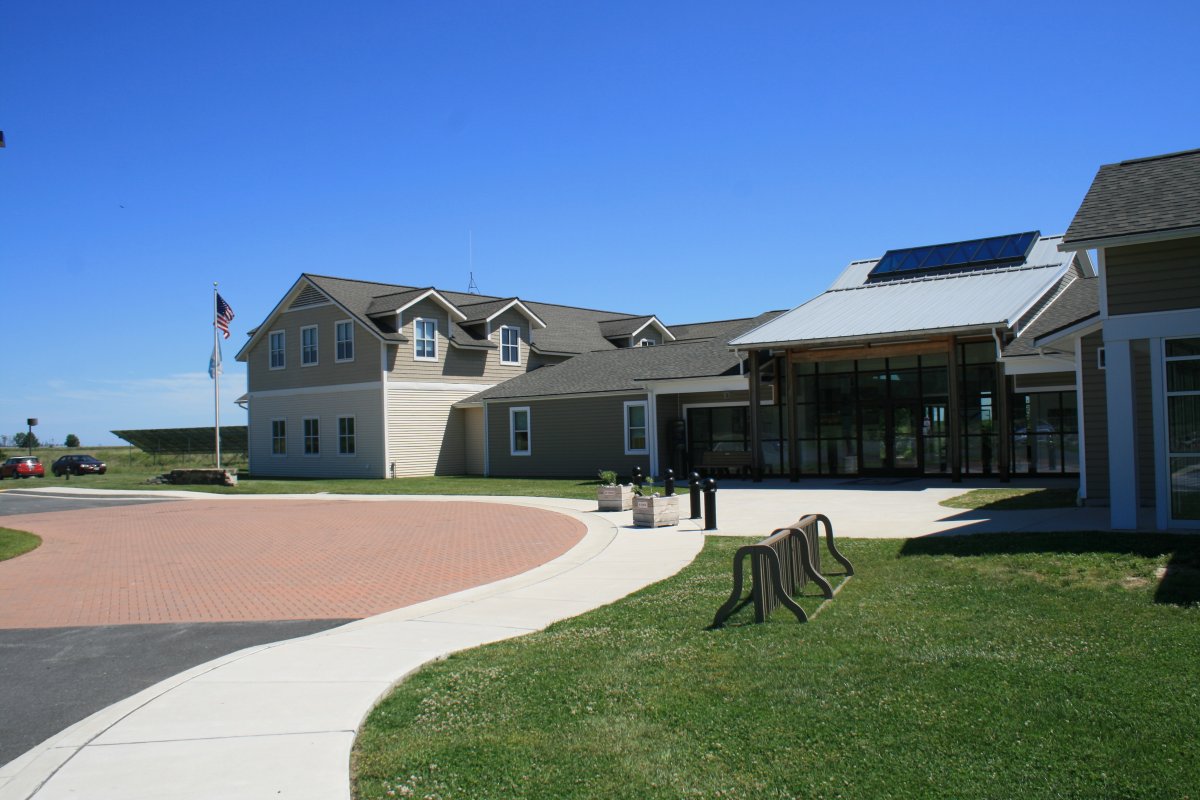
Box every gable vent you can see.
[289,284,327,309]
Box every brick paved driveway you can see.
[0,498,586,629]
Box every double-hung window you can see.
[500,326,520,365]
[303,418,320,455]
[335,321,354,362]
[301,325,319,366]
[510,407,531,455]
[624,400,649,454]
[271,420,286,455]
[269,331,286,369]
[415,318,437,361]
[338,416,356,455]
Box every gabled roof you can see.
[1063,148,1200,247]
[458,297,548,329]
[730,235,1075,349]
[1002,274,1100,358]
[365,287,467,321]
[597,315,676,342]
[462,312,780,403]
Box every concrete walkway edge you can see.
[0,495,704,800]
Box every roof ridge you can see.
[1119,147,1200,166]
[830,262,1065,292]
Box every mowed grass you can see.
[0,446,602,499]
[0,528,41,561]
[352,533,1200,800]
[939,486,1079,510]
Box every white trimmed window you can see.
[624,400,649,454]
[638,338,656,347]
[500,326,520,365]
[271,419,286,455]
[415,318,437,361]
[335,320,354,362]
[510,407,531,456]
[301,325,319,366]
[269,331,285,370]
[303,418,320,455]
[338,416,356,455]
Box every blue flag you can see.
[209,339,222,379]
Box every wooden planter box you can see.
[633,494,680,528]
[597,484,634,511]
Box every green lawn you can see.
[353,533,1200,800]
[0,528,41,561]
[939,486,1079,510]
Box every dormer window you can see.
[500,326,521,364]
[415,318,438,361]
[638,338,656,347]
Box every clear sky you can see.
[2,0,1197,446]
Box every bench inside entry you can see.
[712,514,854,626]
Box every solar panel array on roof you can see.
[868,231,1040,280]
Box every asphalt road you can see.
[0,619,353,766]
[0,489,174,517]
[0,491,352,767]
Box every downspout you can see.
[647,388,659,478]
[482,400,490,477]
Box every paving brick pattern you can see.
[0,499,584,629]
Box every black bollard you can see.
[664,468,675,496]
[703,477,718,530]
[689,470,702,519]
[631,465,643,489]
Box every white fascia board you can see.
[631,316,677,342]
[727,324,1006,352]
[391,289,468,321]
[1102,307,1200,342]
[1034,317,1102,349]
[1059,225,1200,252]
[483,299,548,329]
[637,375,748,394]
[236,276,390,362]
[387,380,496,392]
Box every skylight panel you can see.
[868,231,1040,281]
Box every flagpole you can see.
[213,282,222,470]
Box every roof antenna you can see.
[467,231,480,294]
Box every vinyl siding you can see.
[248,304,381,392]
[248,388,384,478]
[385,386,478,476]
[464,407,485,475]
[486,394,650,478]
[1106,239,1200,316]
[1080,332,1109,500]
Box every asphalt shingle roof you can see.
[462,312,781,402]
[1063,148,1200,245]
[598,316,656,338]
[1002,275,1099,358]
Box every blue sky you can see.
[2,1,1197,446]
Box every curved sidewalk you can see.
[0,494,702,800]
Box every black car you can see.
[51,454,108,477]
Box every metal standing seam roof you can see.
[730,236,1074,348]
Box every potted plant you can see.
[596,469,634,511]
[632,476,680,528]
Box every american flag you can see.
[216,293,235,339]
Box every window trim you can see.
[269,330,286,370]
[414,317,438,362]
[300,324,319,367]
[302,417,320,456]
[337,415,356,456]
[500,325,521,365]
[624,400,650,455]
[271,419,287,456]
[1097,346,1106,370]
[510,406,531,456]
[335,320,355,363]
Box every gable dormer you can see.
[597,315,676,348]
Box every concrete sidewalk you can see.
[0,497,701,800]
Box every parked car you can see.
[51,454,108,477]
[0,456,45,479]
